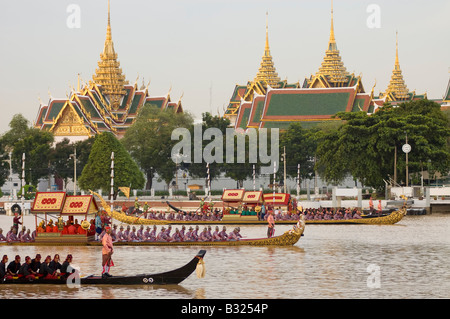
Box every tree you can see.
[79,132,145,197]
[187,113,229,187]
[11,128,54,186]
[0,114,55,187]
[315,99,450,190]
[121,105,194,189]
[280,123,320,181]
[49,138,74,190]
[0,139,12,188]
[1,114,30,148]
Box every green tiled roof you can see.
[129,92,144,114]
[230,85,248,102]
[237,107,251,130]
[145,98,165,110]
[79,98,101,119]
[35,106,48,126]
[248,99,265,127]
[265,91,351,117]
[120,87,133,109]
[46,101,65,121]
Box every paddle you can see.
[133,209,146,223]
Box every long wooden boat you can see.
[110,224,304,246]
[91,191,404,226]
[4,222,304,246]
[1,223,303,246]
[1,250,206,285]
[303,208,407,225]
[101,201,406,226]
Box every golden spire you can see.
[329,0,335,46]
[315,0,349,86]
[383,32,410,101]
[92,0,128,109]
[253,11,281,88]
[265,11,269,52]
[395,31,400,68]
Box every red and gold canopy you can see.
[243,191,263,203]
[31,192,98,215]
[263,193,290,205]
[221,189,245,202]
[61,195,99,215]
[31,192,66,212]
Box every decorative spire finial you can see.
[265,11,269,52]
[310,0,349,87]
[330,0,335,43]
[395,31,399,68]
[382,31,410,101]
[106,0,112,41]
[253,11,280,88]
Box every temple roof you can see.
[233,85,375,130]
[307,1,350,88]
[253,12,281,88]
[377,32,426,103]
[379,32,410,101]
[92,0,128,109]
[35,82,183,139]
[34,0,183,140]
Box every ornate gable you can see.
[49,102,91,137]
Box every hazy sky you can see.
[0,0,449,134]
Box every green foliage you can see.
[187,113,230,184]
[79,132,145,195]
[121,105,194,189]
[280,123,320,181]
[0,114,56,186]
[17,185,36,200]
[0,139,11,188]
[49,138,74,186]
[12,129,54,185]
[315,99,450,189]
[1,114,30,148]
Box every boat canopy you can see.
[242,191,263,204]
[221,189,245,202]
[31,192,99,215]
[263,193,291,206]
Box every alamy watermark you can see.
[66,4,81,29]
[171,126,279,175]
[367,264,381,289]
[366,4,381,29]
[66,264,81,288]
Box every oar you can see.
[133,209,147,223]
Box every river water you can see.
[0,214,449,299]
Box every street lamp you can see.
[402,132,411,187]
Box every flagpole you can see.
[21,153,25,211]
[253,164,256,191]
[110,152,114,211]
[206,162,210,199]
[273,161,276,210]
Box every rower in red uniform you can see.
[68,222,77,235]
[101,226,114,278]
[377,200,383,217]
[267,211,275,238]
[46,220,54,233]
[369,197,374,212]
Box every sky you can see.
[0,0,449,134]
